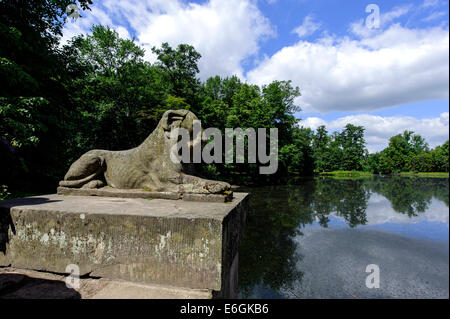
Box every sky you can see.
[62,0,449,152]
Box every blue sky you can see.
[254,0,449,119]
[62,0,449,152]
[246,0,448,62]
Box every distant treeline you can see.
[311,125,449,174]
[0,1,448,195]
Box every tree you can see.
[279,127,314,177]
[193,76,305,184]
[63,25,171,151]
[0,0,92,191]
[431,140,449,172]
[378,130,428,173]
[367,152,382,173]
[311,125,330,172]
[338,124,366,171]
[411,152,433,172]
[369,176,432,217]
[261,80,301,144]
[152,42,201,107]
[311,124,367,172]
[328,132,344,171]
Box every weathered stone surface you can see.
[0,193,248,294]
[59,109,231,195]
[57,186,233,203]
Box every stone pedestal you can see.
[0,193,248,298]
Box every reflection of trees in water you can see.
[313,178,369,227]
[238,176,449,297]
[238,179,370,297]
[434,183,449,207]
[367,177,449,217]
[238,183,315,297]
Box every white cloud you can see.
[422,10,447,21]
[247,22,449,113]
[422,0,440,8]
[381,5,413,25]
[115,26,131,40]
[292,15,321,38]
[60,5,123,44]
[61,0,274,79]
[299,112,449,153]
[349,5,412,38]
[61,1,449,115]
[327,194,449,227]
[363,195,449,226]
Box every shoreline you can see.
[318,171,449,178]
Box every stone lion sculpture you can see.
[59,109,230,194]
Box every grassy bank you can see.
[399,172,449,178]
[318,171,449,178]
[318,171,374,177]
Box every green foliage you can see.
[0,0,93,192]
[431,140,449,172]
[311,125,330,172]
[310,124,367,172]
[367,131,447,174]
[1,1,447,194]
[1,9,314,191]
[0,97,49,148]
[62,25,171,151]
[279,127,314,178]
[369,177,431,216]
[319,171,373,178]
[339,124,366,171]
[152,42,201,106]
[310,125,446,176]
[399,172,449,178]
[192,77,305,184]
[410,152,433,172]
[0,185,10,200]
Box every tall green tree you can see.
[311,124,367,172]
[431,140,449,172]
[62,25,170,152]
[378,131,430,173]
[195,77,304,184]
[328,132,344,171]
[338,124,366,171]
[152,42,201,108]
[0,0,92,191]
[311,125,330,172]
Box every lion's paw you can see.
[205,180,231,194]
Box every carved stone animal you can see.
[59,109,230,194]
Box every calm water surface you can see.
[238,176,449,299]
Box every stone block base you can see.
[0,192,248,298]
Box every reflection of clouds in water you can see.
[239,178,449,299]
[287,229,449,299]
[331,194,449,227]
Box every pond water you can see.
[238,176,449,299]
